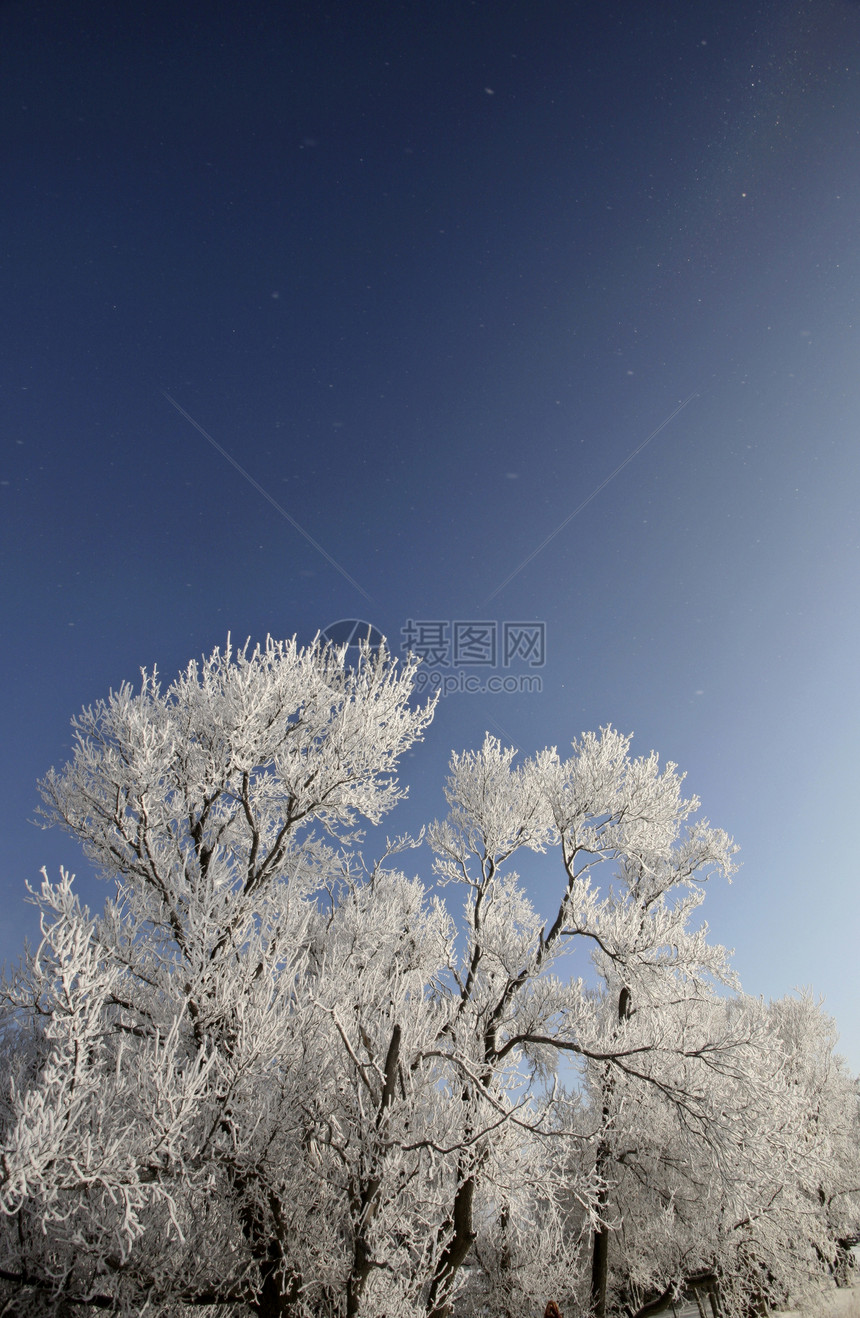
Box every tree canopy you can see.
[2,637,857,1318]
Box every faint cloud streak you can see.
[484,392,699,604]
[161,391,373,604]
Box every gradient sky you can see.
[2,0,859,1068]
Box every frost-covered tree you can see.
[0,637,442,1316]
[768,992,860,1288]
[708,993,860,1316]
[1,636,855,1318]
[591,992,860,1318]
[424,732,743,1318]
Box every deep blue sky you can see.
[2,0,859,1067]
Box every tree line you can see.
[1,637,857,1317]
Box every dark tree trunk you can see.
[251,1268,296,1318]
[426,1173,476,1318]
[246,1240,301,1318]
[345,1024,403,1318]
[590,1191,611,1318]
[589,986,631,1318]
[239,1186,302,1318]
